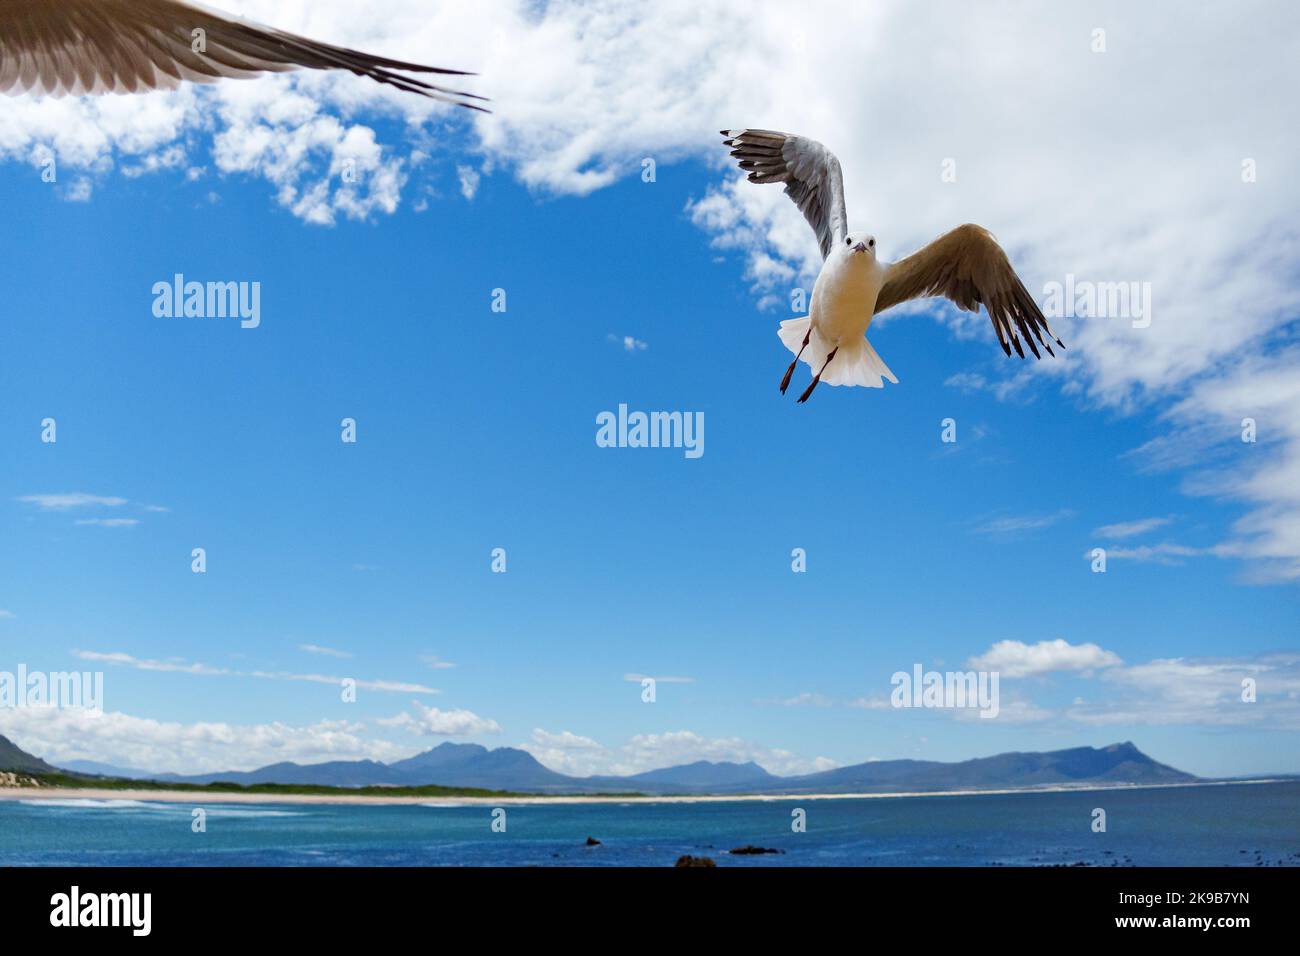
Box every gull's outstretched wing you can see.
[721,129,848,260]
[0,0,486,109]
[874,224,1065,359]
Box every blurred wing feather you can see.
[0,0,486,109]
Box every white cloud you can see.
[63,177,92,202]
[0,610,15,620]
[1070,654,1300,729]
[75,650,226,676]
[607,333,648,352]
[17,492,126,510]
[456,164,481,199]
[528,728,602,751]
[379,702,501,737]
[757,692,833,708]
[251,672,437,694]
[0,5,467,225]
[73,518,139,528]
[846,696,891,711]
[0,705,407,775]
[969,639,1123,678]
[419,655,456,670]
[519,727,836,778]
[1093,542,1230,566]
[974,510,1073,537]
[947,648,1300,730]
[298,643,352,659]
[1129,349,1300,581]
[1094,517,1173,539]
[121,145,186,178]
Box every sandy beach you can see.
[0,778,1278,807]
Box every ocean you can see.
[1,781,1296,867]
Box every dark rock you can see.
[675,855,716,867]
[585,836,601,846]
[728,845,784,855]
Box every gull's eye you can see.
[868,239,875,247]
[846,236,852,246]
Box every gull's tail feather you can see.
[778,317,898,389]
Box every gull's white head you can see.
[842,232,877,261]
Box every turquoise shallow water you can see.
[1,782,1296,866]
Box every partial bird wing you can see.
[0,0,486,109]
[721,129,848,260]
[874,224,1064,358]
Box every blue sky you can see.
[1,1,1298,779]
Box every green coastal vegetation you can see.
[21,771,523,798]
[9,769,643,800]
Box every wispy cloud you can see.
[420,655,456,670]
[17,492,126,510]
[73,518,139,528]
[1094,517,1173,539]
[75,650,225,675]
[1071,653,1300,729]
[606,333,648,352]
[942,645,1300,730]
[942,371,1024,402]
[974,509,1073,537]
[298,643,352,659]
[251,672,437,694]
[1087,543,1232,566]
[519,727,836,778]
[756,692,833,708]
[74,650,437,694]
[456,164,481,200]
[846,696,891,711]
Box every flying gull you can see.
[721,129,1063,402]
[0,0,485,109]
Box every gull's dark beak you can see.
[853,241,868,253]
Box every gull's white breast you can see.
[810,253,886,347]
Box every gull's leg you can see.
[779,328,813,395]
[797,347,838,404]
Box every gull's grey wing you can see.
[721,129,848,260]
[874,224,1065,359]
[0,0,486,109]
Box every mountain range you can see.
[0,734,1198,794]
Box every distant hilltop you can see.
[4,735,1200,795]
[0,734,58,776]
